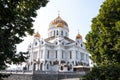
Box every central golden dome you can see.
[49,16,68,29]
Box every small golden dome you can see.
[76,33,82,39]
[34,32,40,38]
[49,16,68,29]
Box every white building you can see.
[26,15,89,72]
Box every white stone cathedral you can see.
[26,15,89,72]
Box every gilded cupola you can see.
[49,15,68,29]
[34,32,40,38]
[76,33,82,39]
[48,13,69,38]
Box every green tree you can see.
[0,0,48,79]
[85,0,120,65]
[83,64,120,80]
[84,0,120,79]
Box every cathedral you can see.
[26,15,90,72]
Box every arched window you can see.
[66,32,67,36]
[61,30,63,35]
[76,43,77,45]
[56,42,58,45]
[47,64,49,69]
[54,30,55,36]
[70,51,72,59]
[29,45,31,48]
[69,64,72,69]
[47,50,49,58]
[50,31,52,36]
[57,30,58,35]
[61,66,63,70]
[40,63,43,70]
[76,51,78,59]
[81,44,83,47]
[56,50,58,58]
[35,42,37,46]
[62,51,64,59]
[33,63,36,71]
[62,42,64,45]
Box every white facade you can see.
[26,15,89,72]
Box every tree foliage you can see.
[85,0,120,65]
[0,0,48,79]
[84,0,120,79]
[83,64,120,80]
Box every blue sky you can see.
[17,0,104,52]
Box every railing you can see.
[0,70,33,74]
[0,70,86,75]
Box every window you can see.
[86,54,89,61]
[35,42,37,46]
[81,53,84,60]
[47,50,49,58]
[76,51,78,59]
[61,66,63,70]
[81,44,83,47]
[62,51,64,59]
[56,50,58,58]
[41,41,43,44]
[29,45,31,48]
[70,51,72,59]
[56,42,58,45]
[61,31,63,35]
[57,30,58,35]
[76,43,77,45]
[59,40,61,42]
[66,32,67,36]
[54,31,55,36]
[62,42,64,45]
[47,64,49,69]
